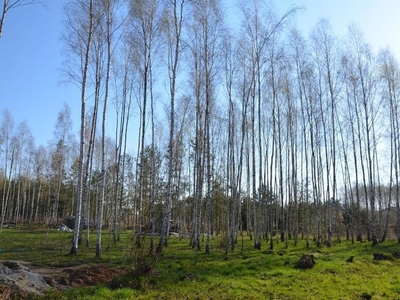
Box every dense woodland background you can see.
[1,0,400,256]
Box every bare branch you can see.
[0,0,47,38]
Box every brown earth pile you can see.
[0,260,126,300]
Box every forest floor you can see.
[1,227,400,299]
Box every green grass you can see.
[1,226,400,299]
[0,226,132,267]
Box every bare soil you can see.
[0,260,127,299]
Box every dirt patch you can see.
[0,260,127,299]
[62,265,127,287]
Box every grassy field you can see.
[1,227,400,299]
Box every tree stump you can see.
[392,251,400,259]
[373,253,393,261]
[295,254,316,269]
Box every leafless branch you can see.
[0,0,47,38]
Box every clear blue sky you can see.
[1,0,400,148]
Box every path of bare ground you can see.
[0,260,127,299]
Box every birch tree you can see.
[222,33,240,254]
[128,0,162,245]
[238,0,298,250]
[13,123,34,225]
[62,0,96,255]
[346,24,379,246]
[341,53,364,242]
[51,103,73,227]
[0,110,14,232]
[157,0,185,253]
[310,19,341,246]
[378,48,400,243]
[190,0,224,254]
[96,0,120,258]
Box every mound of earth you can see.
[0,260,127,299]
[0,260,51,299]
